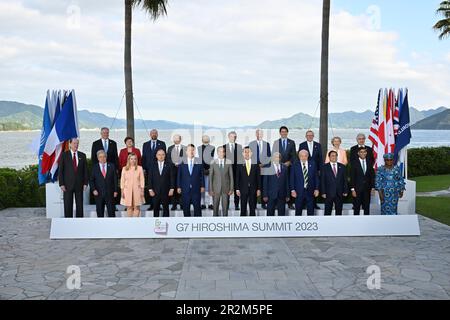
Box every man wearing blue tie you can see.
[177,144,205,217]
[290,150,320,216]
[262,152,290,216]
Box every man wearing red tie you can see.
[321,150,349,216]
[58,138,89,218]
[89,150,118,217]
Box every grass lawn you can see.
[416,196,450,226]
[411,174,450,192]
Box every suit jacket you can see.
[209,159,234,194]
[236,162,261,194]
[197,144,215,173]
[289,161,320,197]
[350,145,374,165]
[142,139,167,172]
[349,158,375,193]
[263,163,289,199]
[177,158,205,193]
[321,162,349,197]
[298,141,323,170]
[167,144,186,165]
[222,143,243,169]
[272,138,297,164]
[248,140,271,166]
[148,161,176,195]
[91,139,119,169]
[89,162,118,198]
[58,150,89,191]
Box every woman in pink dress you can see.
[325,136,348,165]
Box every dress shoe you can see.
[314,204,320,209]
[171,206,177,211]
[201,205,206,209]
[262,204,267,209]
[235,206,240,211]
[288,204,295,210]
[208,204,214,210]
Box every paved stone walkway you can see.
[0,208,449,300]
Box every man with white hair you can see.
[290,149,320,216]
[350,133,374,165]
[249,129,271,209]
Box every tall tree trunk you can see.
[319,0,330,157]
[124,0,135,139]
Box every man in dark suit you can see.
[298,130,323,209]
[272,126,297,209]
[350,133,374,165]
[263,152,289,216]
[223,131,243,210]
[236,147,261,216]
[198,135,215,210]
[167,134,186,210]
[249,129,271,209]
[350,147,375,215]
[142,129,167,210]
[89,150,118,217]
[58,138,89,218]
[321,150,349,216]
[149,149,175,217]
[91,127,119,169]
[290,150,320,216]
[177,144,205,217]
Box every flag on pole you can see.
[41,91,79,181]
[385,88,396,154]
[38,91,53,185]
[394,89,412,176]
[369,89,383,169]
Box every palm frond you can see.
[433,18,450,39]
[132,0,168,20]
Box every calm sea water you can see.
[1,129,449,169]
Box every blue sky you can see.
[0,0,449,127]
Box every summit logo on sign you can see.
[154,219,168,235]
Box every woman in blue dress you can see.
[375,153,406,215]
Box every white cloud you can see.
[0,0,448,127]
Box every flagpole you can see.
[405,148,408,179]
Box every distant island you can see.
[412,109,450,130]
[0,100,448,131]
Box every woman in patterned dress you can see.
[375,153,406,215]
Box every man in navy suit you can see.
[149,149,175,217]
[298,130,323,209]
[262,152,289,216]
[89,150,118,217]
[321,150,349,216]
[290,150,320,216]
[249,129,271,209]
[177,144,205,217]
[142,129,167,210]
[272,126,297,210]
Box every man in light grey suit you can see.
[209,146,234,216]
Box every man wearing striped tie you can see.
[290,150,320,216]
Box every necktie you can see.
[256,143,260,163]
[101,164,106,178]
[276,165,281,177]
[189,160,193,175]
[332,163,337,177]
[309,142,313,157]
[362,160,366,174]
[73,152,77,172]
[220,161,224,170]
[283,139,287,151]
[159,163,163,175]
[302,163,308,187]
[231,143,234,154]
[104,140,108,153]
[246,161,251,176]
[176,145,179,156]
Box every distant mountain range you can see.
[0,101,196,131]
[0,100,448,131]
[257,107,448,129]
[412,109,450,130]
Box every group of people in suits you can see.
[59,126,398,218]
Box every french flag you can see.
[41,91,79,181]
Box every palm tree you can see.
[319,0,330,156]
[433,1,450,39]
[124,0,168,139]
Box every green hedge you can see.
[0,166,45,210]
[408,147,450,178]
[1,147,449,209]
